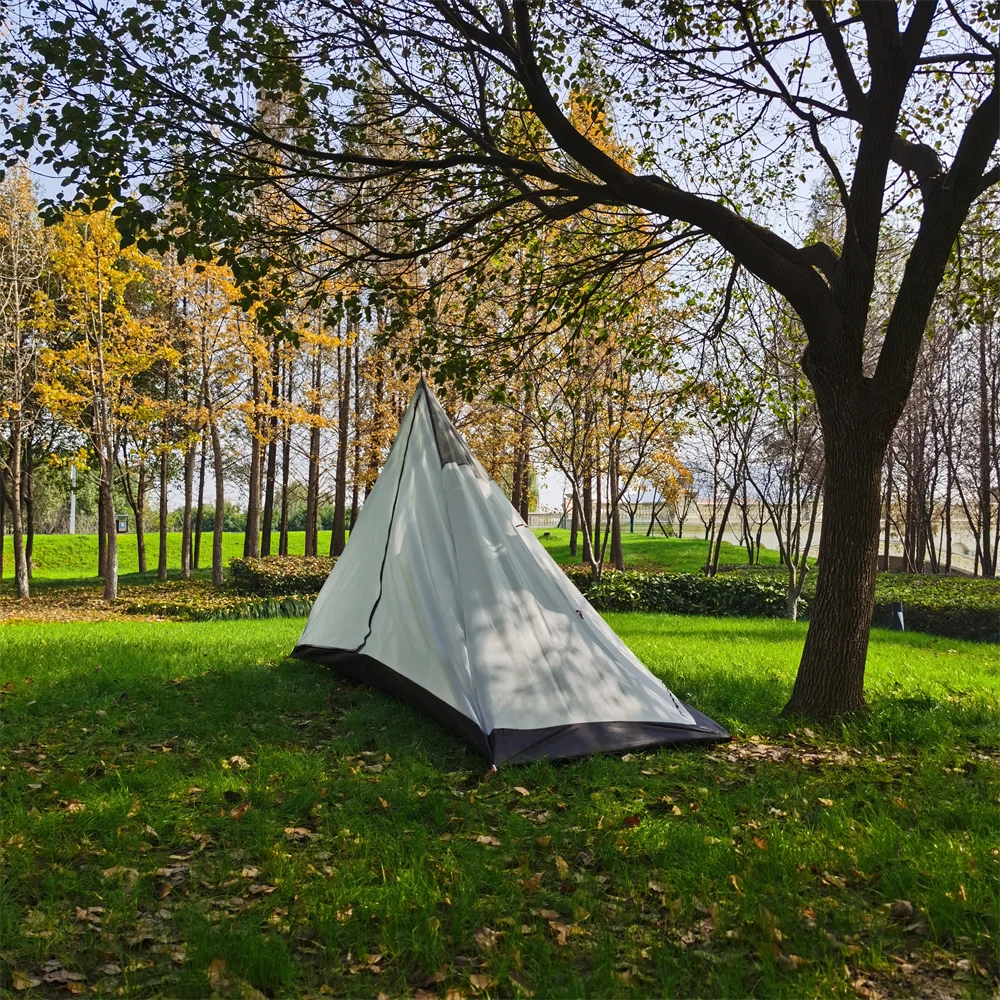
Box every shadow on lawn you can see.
[7,621,997,767]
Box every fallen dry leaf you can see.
[512,786,530,797]
[555,856,569,877]
[475,834,501,847]
[473,926,500,952]
[230,802,251,821]
[12,970,42,990]
[753,837,768,851]
[648,880,666,894]
[535,835,551,848]
[521,872,543,892]
[621,814,642,828]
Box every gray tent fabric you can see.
[292,379,728,764]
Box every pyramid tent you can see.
[292,379,728,764]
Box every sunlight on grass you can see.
[1,616,997,997]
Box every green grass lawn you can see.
[535,529,778,574]
[2,615,996,998]
[0,532,346,582]
[3,528,765,583]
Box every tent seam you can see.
[351,395,420,654]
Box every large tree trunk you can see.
[783,420,884,718]
[331,338,351,557]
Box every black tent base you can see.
[291,643,730,766]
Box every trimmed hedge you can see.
[226,554,997,640]
[563,566,793,618]
[122,588,316,622]
[564,565,998,641]
[229,556,335,596]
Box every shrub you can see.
[564,567,791,618]
[563,565,998,640]
[229,556,335,596]
[121,586,315,622]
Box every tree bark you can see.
[783,418,884,718]
[180,437,195,579]
[97,479,107,578]
[208,417,225,586]
[349,342,362,532]
[194,431,206,569]
[609,435,624,571]
[0,455,6,587]
[569,489,578,556]
[244,359,262,558]
[260,339,280,556]
[978,320,995,577]
[278,355,292,556]
[331,337,351,557]
[23,445,34,579]
[101,460,119,602]
[157,366,170,580]
[6,420,29,598]
[304,349,321,558]
[158,447,169,578]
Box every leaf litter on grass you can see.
[2,617,997,998]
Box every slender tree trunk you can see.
[134,466,148,573]
[708,488,738,576]
[581,473,593,565]
[979,321,995,577]
[349,343,362,531]
[97,481,107,578]
[194,431,206,568]
[0,456,6,588]
[593,447,602,557]
[609,435,624,572]
[331,338,351,557]
[157,446,169,579]
[569,490,579,556]
[100,452,118,602]
[244,361,262,558]
[158,365,171,579]
[6,420,29,598]
[180,438,194,579]
[783,420,884,718]
[882,448,893,572]
[304,350,321,558]
[23,450,34,579]
[278,363,292,556]
[260,341,280,556]
[207,416,225,586]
